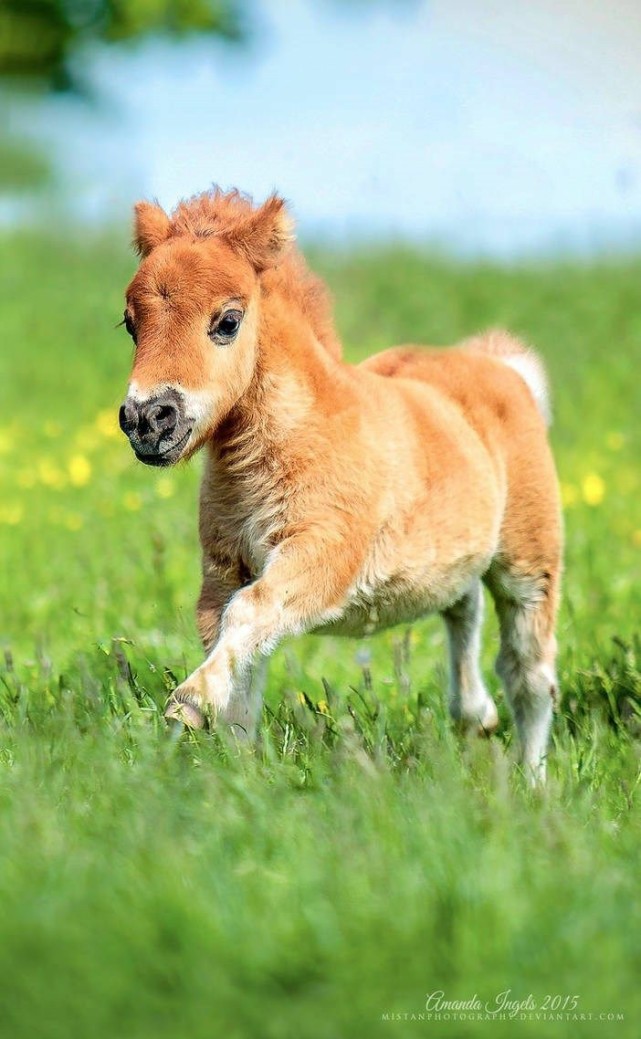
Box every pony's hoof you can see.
[452,697,499,738]
[475,699,499,737]
[164,697,206,730]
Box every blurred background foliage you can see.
[0,0,246,91]
[0,0,246,192]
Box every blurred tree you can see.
[0,0,247,91]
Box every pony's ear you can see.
[133,201,171,257]
[226,194,294,271]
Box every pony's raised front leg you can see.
[166,558,262,734]
[213,658,268,738]
[441,582,498,735]
[165,534,360,730]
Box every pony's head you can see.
[118,189,293,466]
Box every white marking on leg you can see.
[216,657,268,739]
[494,595,557,786]
[443,582,498,734]
[174,585,281,717]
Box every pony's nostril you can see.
[121,391,183,450]
[119,401,139,435]
[147,403,178,434]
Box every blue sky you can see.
[21,0,641,255]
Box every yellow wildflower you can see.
[560,483,578,508]
[297,692,306,705]
[0,503,23,525]
[123,491,142,511]
[38,459,67,489]
[95,409,119,439]
[68,455,92,487]
[156,476,175,499]
[582,473,605,507]
[317,699,329,715]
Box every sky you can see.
[17,0,641,256]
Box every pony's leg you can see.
[485,562,559,786]
[215,657,268,739]
[170,660,267,739]
[165,532,363,729]
[166,561,266,735]
[441,581,498,735]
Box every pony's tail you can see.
[463,328,551,425]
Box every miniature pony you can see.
[119,188,562,783]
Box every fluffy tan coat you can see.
[119,189,562,783]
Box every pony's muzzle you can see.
[119,388,192,466]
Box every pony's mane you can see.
[170,188,261,239]
[168,189,342,360]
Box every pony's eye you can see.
[123,311,137,343]
[210,309,243,344]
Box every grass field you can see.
[0,230,640,1037]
